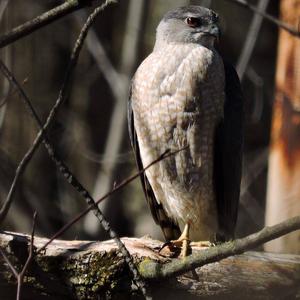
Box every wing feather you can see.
[128,91,181,241]
[214,60,244,241]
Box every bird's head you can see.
[155,6,220,49]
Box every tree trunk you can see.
[265,0,300,254]
[0,232,300,299]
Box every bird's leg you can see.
[171,223,190,257]
[174,225,214,255]
[160,224,214,257]
[181,224,190,257]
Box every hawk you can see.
[128,6,243,255]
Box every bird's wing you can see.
[214,60,244,241]
[128,90,181,241]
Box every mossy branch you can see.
[0,233,300,299]
[139,216,300,279]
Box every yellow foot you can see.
[190,241,215,249]
[159,238,189,257]
[161,224,190,257]
[169,237,190,258]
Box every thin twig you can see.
[0,211,37,300]
[21,211,37,277]
[16,211,37,300]
[0,1,115,225]
[37,148,184,254]
[0,3,152,298]
[0,0,112,48]
[224,0,300,38]
[37,148,184,299]
[0,53,149,300]
[139,215,300,279]
[35,148,186,295]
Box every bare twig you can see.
[0,0,115,48]
[0,1,115,225]
[0,211,37,300]
[224,0,300,38]
[0,2,152,298]
[37,148,184,253]
[236,0,270,79]
[0,2,151,298]
[37,149,184,299]
[0,58,150,300]
[139,215,300,279]
[16,211,37,300]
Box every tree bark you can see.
[0,232,300,299]
[265,0,300,254]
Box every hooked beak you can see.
[198,24,220,42]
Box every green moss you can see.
[2,248,138,299]
[55,250,133,299]
[138,258,161,279]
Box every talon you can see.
[158,241,173,253]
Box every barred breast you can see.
[131,43,225,240]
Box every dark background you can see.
[0,0,279,242]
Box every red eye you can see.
[186,17,201,28]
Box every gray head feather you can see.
[155,6,220,50]
[163,6,218,23]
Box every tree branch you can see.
[0,233,299,299]
[224,0,300,38]
[0,0,116,48]
[139,215,300,279]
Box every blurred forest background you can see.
[0,0,299,253]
